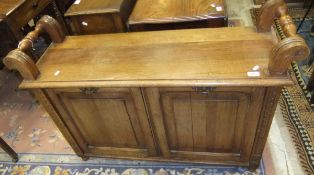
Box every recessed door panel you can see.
[46,88,156,157]
[144,87,265,163]
[161,92,248,153]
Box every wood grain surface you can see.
[18,27,293,88]
[0,0,24,15]
[129,0,226,24]
[65,0,129,16]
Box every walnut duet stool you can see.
[3,0,309,171]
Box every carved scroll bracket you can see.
[269,36,309,75]
[257,0,310,75]
[3,15,65,80]
[257,0,286,32]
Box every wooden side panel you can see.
[249,87,282,170]
[144,87,265,163]
[46,88,156,157]
[32,89,86,159]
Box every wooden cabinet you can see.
[144,87,264,164]
[44,86,267,165]
[3,1,310,170]
[46,88,157,158]
[65,0,136,35]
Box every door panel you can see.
[144,87,265,163]
[46,88,156,157]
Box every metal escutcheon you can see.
[80,88,99,95]
[192,87,216,94]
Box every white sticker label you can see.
[74,0,81,4]
[247,71,260,77]
[54,70,61,76]
[82,21,88,26]
[216,6,223,11]
[211,4,216,7]
[252,65,260,71]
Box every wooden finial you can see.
[3,15,65,80]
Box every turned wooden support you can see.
[3,15,65,80]
[258,0,310,75]
[18,15,65,52]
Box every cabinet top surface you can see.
[0,0,24,16]
[21,27,293,88]
[129,0,226,24]
[65,0,126,16]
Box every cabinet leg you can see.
[81,155,89,161]
[248,156,260,172]
[12,157,19,162]
[248,163,259,172]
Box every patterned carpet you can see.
[279,63,314,175]
[0,71,265,175]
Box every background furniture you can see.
[0,0,67,69]
[0,17,17,69]
[65,0,136,35]
[254,0,309,7]
[128,0,227,32]
[55,0,75,13]
[2,0,309,171]
[0,137,18,162]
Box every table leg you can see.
[0,137,18,162]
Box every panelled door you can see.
[143,87,265,163]
[46,88,157,158]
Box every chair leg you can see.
[0,137,18,162]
